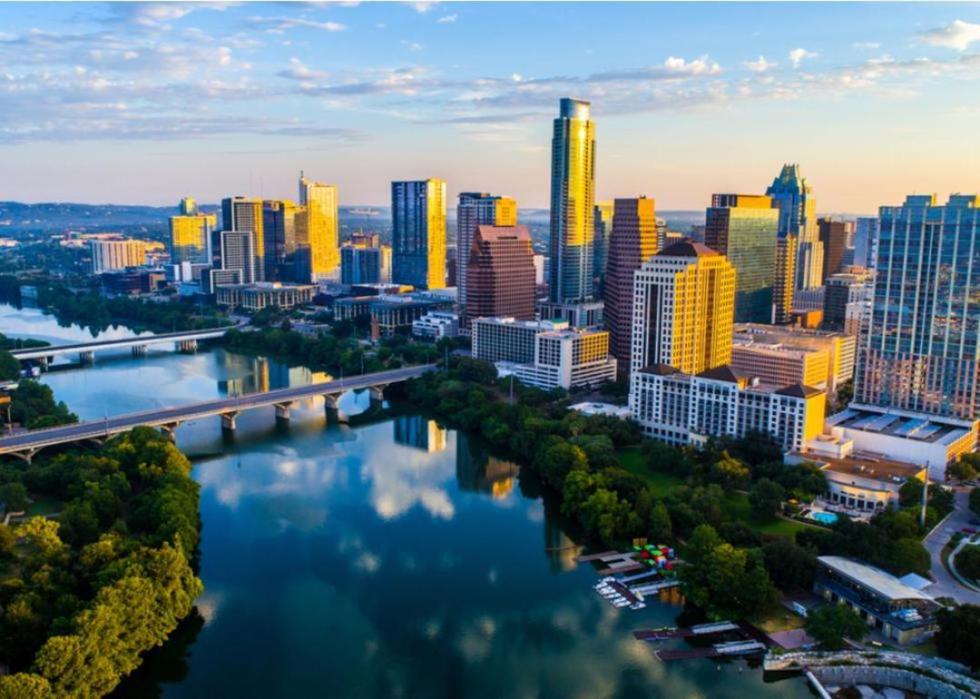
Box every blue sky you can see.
[1,2,979,213]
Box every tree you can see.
[0,482,29,512]
[948,457,979,482]
[935,605,980,670]
[0,674,52,698]
[680,539,777,619]
[0,350,19,381]
[748,478,785,520]
[710,453,750,491]
[535,439,588,491]
[805,604,867,650]
[970,488,980,517]
[956,546,980,582]
[762,538,817,591]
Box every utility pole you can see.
[920,466,929,530]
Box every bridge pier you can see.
[275,401,295,423]
[369,385,386,409]
[221,411,240,433]
[38,356,49,371]
[177,339,198,353]
[79,351,95,365]
[131,344,148,358]
[159,422,181,441]
[8,446,40,464]
[323,394,345,423]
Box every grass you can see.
[725,491,810,539]
[750,603,807,634]
[617,447,684,495]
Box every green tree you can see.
[0,674,52,698]
[805,604,868,650]
[748,478,785,520]
[536,439,588,491]
[0,481,29,511]
[934,605,980,670]
[956,546,980,582]
[948,457,979,482]
[710,453,751,491]
[762,537,817,591]
[681,539,777,619]
[0,349,19,381]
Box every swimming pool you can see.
[810,512,838,525]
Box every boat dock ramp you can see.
[654,640,768,661]
[633,621,769,661]
[594,577,646,610]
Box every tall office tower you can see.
[465,224,536,327]
[298,173,340,282]
[773,233,798,324]
[704,194,779,323]
[219,230,257,284]
[818,217,850,282]
[549,98,596,303]
[823,268,873,333]
[169,206,216,266]
[602,197,658,377]
[456,193,517,312]
[89,238,148,273]
[629,241,736,376]
[856,194,980,420]
[350,231,381,248]
[341,244,392,284]
[766,164,822,290]
[593,201,614,291]
[391,179,447,289]
[222,197,265,281]
[853,217,880,269]
[262,200,301,281]
[178,196,198,216]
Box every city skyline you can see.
[1,2,979,212]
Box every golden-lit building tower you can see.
[603,196,657,377]
[298,173,340,282]
[391,179,447,290]
[222,196,265,280]
[629,241,736,376]
[549,98,596,303]
[178,196,198,216]
[773,233,798,324]
[169,201,216,265]
[593,200,614,291]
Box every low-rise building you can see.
[629,364,825,452]
[536,300,604,328]
[731,340,829,391]
[734,323,856,393]
[495,326,616,391]
[412,311,459,340]
[215,282,316,311]
[472,317,566,364]
[814,556,940,645]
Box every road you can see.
[10,326,234,360]
[0,364,435,456]
[922,486,980,604]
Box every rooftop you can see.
[827,405,972,445]
[817,452,925,485]
[657,241,719,258]
[817,556,932,602]
[774,384,824,399]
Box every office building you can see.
[856,194,980,421]
[219,229,257,285]
[215,281,316,311]
[704,194,779,323]
[298,174,340,282]
[412,311,460,340]
[262,199,301,281]
[533,254,546,286]
[629,364,825,452]
[465,225,535,328]
[391,179,447,290]
[773,233,798,324]
[222,197,264,280]
[205,268,242,293]
[456,192,517,311]
[766,163,822,290]
[340,244,391,285]
[823,268,873,332]
[89,238,147,274]
[334,292,453,338]
[178,196,198,216]
[602,196,657,377]
[818,217,851,282]
[169,198,216,265]
[853,217,880,269]
[593,201,614,290]
[350,231,380,248]
[472,317,561,364]
[537,300,604,329]
[731,340,829,390]
[549,98,596,303]
[734,323,856,393]
[629,241,736,376]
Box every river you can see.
[2,303,809,698]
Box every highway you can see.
[0,364,435,460]
[10,327,235,360]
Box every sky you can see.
[1,1,979,214]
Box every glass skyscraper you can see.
[549,98,596,303]
[766,163,822,290]
[856,194,980,420]
[298,174,340,282]
[391,179,447,290]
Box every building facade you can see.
[340,244,391,285]
[704,194,779,323]
[391,179,447,290]
[215,282,315,311]
[766,163,822,290]
[412,311,460,340]
[733,323,857,393]
[823,269,873,332]
[853,217,880,270]
[495,326,617,391]
[773,233,798,324]
[456,192,517,311]
[262,199,301,282]
[602,196,658,378]
[731,341,830,390]
[169,208,216,266]
[89,238,147,274]
[593,200,614,291]
[298,174,340,282]
[549,98,596,304]
[471,317,561,364]
[219,230,257,285]
[465,225,536,328]
[818,217,851,283]
[222,197,265,281]
[629,241,736,376]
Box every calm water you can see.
[3,303,809,698]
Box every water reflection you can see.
[393,414,448,452]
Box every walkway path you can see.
[922,486,980,604]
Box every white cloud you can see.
[852,41,881,50]
[278,57,328,81]
[743,55,776,73]
[409,1,437,13]
[437,14,457,24]
[789,47,817,68]
[663,55,721,75]
[248,16,347,34]
[401,40,424,52]
[920,19,980,52]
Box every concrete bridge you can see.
[10,327,235,366]
[0,364,435,462]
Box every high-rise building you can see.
[766,163,822,290]
[602,197,657,377]
[391,179,447,290]
[856,194,980,420]
[593,201,614,291]
[222,197,264,281]
[262,200,301,281]
[823,268,873,332]
[773,233,798,324]
[853,217,880,269]
[340,244,391,285]
[298,174,340,282]
[629,241,736,376]
[169,203,216,266]
[465,225,535,327]
[818,217,850,283]
[219,229,257,284]
[549,98,596,303]
[89,238,147,274]
[178,196,198,216]
[704,194,779,323]
[456,193,517,311]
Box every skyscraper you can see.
[773,233,798,324]
[219,229,257,284]
[178,196,198,216]
[465,224,536,326]
[855,194,980,420]
[818,217,850,282]
[602,196,657,377]
[298,174,340,282]
[262,199,301,281]
[169,200,216,266]
[853,217,880,269]
[704,194,779,323]
[391,179,447,290]
[222,197,264,281]
[593,200,614,291]
[766,164,822,290]
[549,98,596,303]
[456,193,517,313]
[629,241,736,376]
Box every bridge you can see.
[10,327,235,365]
[0,365,435,462]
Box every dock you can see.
[594,577,646,610]
[654,640,767,661]
[633,620,738,642]
[629,579,681,596]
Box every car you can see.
[962,527,977,534]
